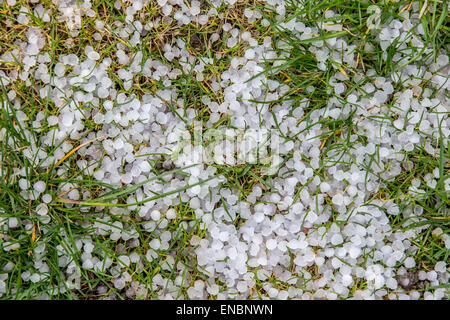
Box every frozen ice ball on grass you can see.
[427,271,438,282]
[97,87,109,99]
[54,63,66,77]
[87,51,100,61]
[114,278,126,290]
[332,194,344,206]
[41,193,52,204]
[121,173,133,184]
[8,217,19,228]
[341,274,353,287]
[190,5,200,16]
[331,234,343,245]
[150,210,161,221]
[434,261,447,273]
[266,239,277,250]
[165,208,176,219]
[149,238,161,250]
[404,257,416,269]
[227,38,238,48]
[33,181,46,193]
[198,15,209,25]
[319,182,331,192]
[30,273,41,283]
[19,179,29,190]
[348,246,361,259]
[254,212,264,223]
[61,113,73,127]
[245,49,255,60]
[118,255,131,267]
[306,211,318,224]
[36,203,48,216]
[386,278,398,290]
[156,112,168,124]
[82,259,94,269]
[111,232,121,241]
[68,189,79,200]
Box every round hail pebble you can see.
[332,194,344,206]
[266,239,277,250]
[150,210,161,221]
[331,234,343,245]
[33,181,46,193]
[87,51,100,60]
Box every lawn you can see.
[0,0,448,300]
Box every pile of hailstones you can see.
[0,0,449,300]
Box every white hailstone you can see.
[156,112,168,124]
[133,0,143,10]
[150,210,161,221]
[68,189,79,200]
[198,15,209,25]
[254,212,264,223]
[266,239,277,250]
[36,203,48,216]
[341,274,353,286]
[84,242,95,253]
[427,271,438,282]
[121,173,133,184]
[61,113,73,127]
[166,208,176,219]
[210,33,220,42]
[222,23,232,32]
[331,234,343,245]
[118,255,131,267]
[190,235,201,246]
[404,257,416,269]
[379,147,389,158]
[97,87,109,99]
[149,238,161,250]
[54,63,66,77]
[236,281,248,293]
[83,259,94,269]
[434,261,446,273]
[146,249,158,262]
[130,253,140,264]
[8,217,19,228]
[244,49,255,60]
[30,273,41,283]
[190,6,200,16]
[19,179,29,190]
[227,38,238,48]
[114,278,126,290]
[268,287,278,298]
[306,211,318,224]
[319,182,331,192]
[347,185,357,197]
[386,278,398,290]
[47,115,58,126]
[332,194,344,206]
[87,51,100,61]
[33,181,46,193]
[111,232,121,241]
[162,4,172,16]
[348,246,361,259]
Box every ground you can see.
[0,0,448,300]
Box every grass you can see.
[0,0,449,300]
